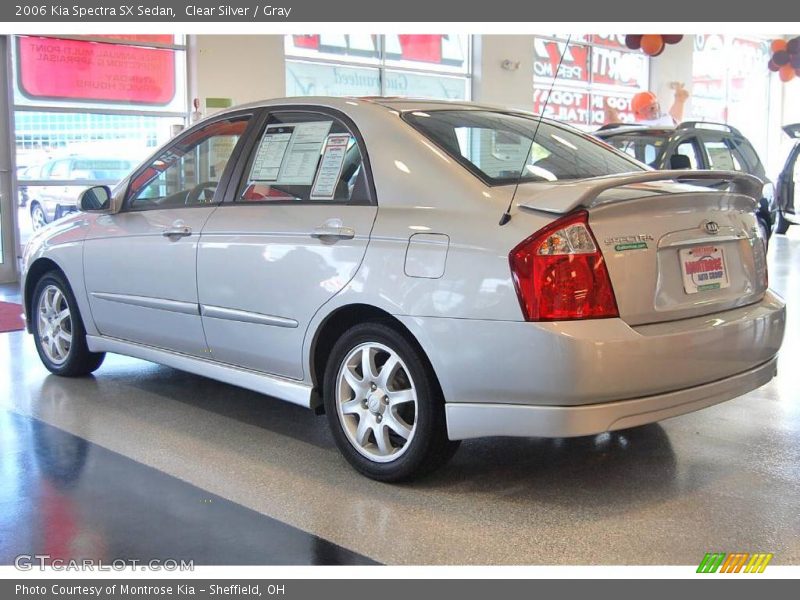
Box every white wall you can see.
[472,35,535,109]
[647,36,694,121]
[190,35,285,114]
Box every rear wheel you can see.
[323,322,459,482]
[32,271,105,377]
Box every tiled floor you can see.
[1,232,798,565]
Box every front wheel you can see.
[31,271,105,377]
[323,322,459,482]
[30,203,48,231]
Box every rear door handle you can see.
[311,223,355,240]
[162,225,192,238]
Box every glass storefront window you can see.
[532,35,649,129]
[11,35,188,247]
[285,34,471,101]
[692,35,771,161]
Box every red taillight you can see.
[509,211,619,321]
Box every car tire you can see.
[323,322,460,482]
[774,210,790,235]
[31,271,105,377]
[30,202,48,231]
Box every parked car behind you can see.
[28,156,135,230]
[595,121,776,245]
[775,123,800,234]
[21,98,785,481]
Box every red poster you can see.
[589,92,637,126]
[591,46,646,87]
[397,35,443,64]
[17,36,176,105]
[533,86,591,125]
[534,39,589,83]
[590,34,628,49]
[90,35,175,44]
[292,35,320,50]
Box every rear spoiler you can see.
[517,170,762,215]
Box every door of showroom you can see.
[0,36,19,284]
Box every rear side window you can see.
[404,110,641,184]
[728,137,764,177]
[236,111,370,204]
[702,138,741,171]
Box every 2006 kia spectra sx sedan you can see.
[21,98,786,481]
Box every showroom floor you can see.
[1,233,798,566]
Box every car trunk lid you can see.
[515,170,767,325]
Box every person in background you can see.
[604,83,690,126]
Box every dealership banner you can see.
[3,0,800,22]
[2,580,798,599]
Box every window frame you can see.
[121,109,259,213]
[220,105,378,208]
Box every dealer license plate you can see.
[679,245,730,294]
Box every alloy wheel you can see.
[335,342,418,463]
[37,285,73,365]
[31,205,47,230]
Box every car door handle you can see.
[310,225,355,240]
[162,226,192,238]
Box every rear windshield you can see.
[403,110,642,185]
[601,133,668,167]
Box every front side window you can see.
[405,110,641,184]
[237,111,370,204]
[127,116,251,210]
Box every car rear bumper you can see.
[397,290,785,409]
[444,356,777,440]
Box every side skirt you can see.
[86,335,313,408]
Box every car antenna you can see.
[499,35,572,226]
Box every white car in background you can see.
[21,98,786,481]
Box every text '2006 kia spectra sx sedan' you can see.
[21,98,786,481]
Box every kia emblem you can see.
[704,221,719,234]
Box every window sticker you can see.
[276,120,333,185]
[250,125,294,181]
[311,134,351,199]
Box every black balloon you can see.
[625,34,642,50]
[662,35,684,45]
[768,59,780,72]
[788,37,800,55]
[773,50,790,66]
[791,53,800,69]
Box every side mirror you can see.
[78,185,112,212]
[670,154,692,170]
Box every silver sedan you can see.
[21,98,786,481]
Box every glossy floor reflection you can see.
[1,232,799,565]
[0,411,375,565]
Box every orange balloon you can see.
[779,63,796,82]
[771,39,788,53]
[641,34,665,56]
